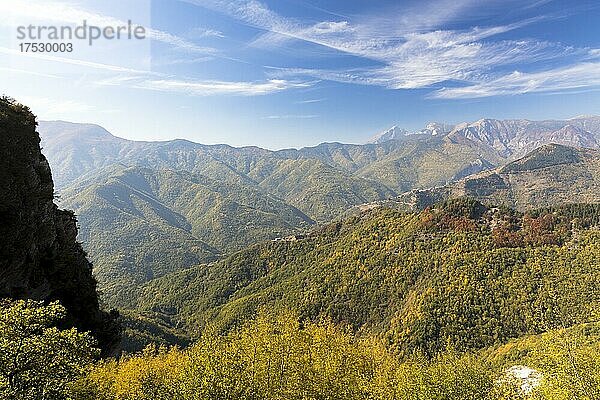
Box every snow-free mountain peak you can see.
[367,116,600,158]
[367,125,410,144]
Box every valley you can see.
[3,0,600,397]
[39,117,600,305]
[2,97,600,399]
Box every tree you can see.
[531,324,600,400]
[0,299,99,400]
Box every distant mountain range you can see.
[368,122,453,143]
[38,116,600,304]
[359,144,600,213]
[369,117,600,157]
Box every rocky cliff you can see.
[0,97,120,355]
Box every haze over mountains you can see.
[38,116,600,303]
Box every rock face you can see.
[0,97,120,355]
[447,118,600,158]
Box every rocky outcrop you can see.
[0,97,120,355]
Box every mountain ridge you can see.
[368,116,600,152]
[38,118,600,307]
[377,144,600,212]
[41,116,600,189]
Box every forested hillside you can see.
[124,199,600,356]
[39,119,600,306]
[61,165,312,294]
[72,313,600,400]
[41,122,503,301]
[389,144,600,212]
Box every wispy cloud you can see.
[1,46,310,98]
[6,0,597,100]
[14,95,95,116]
[0,67,61,79]
[137,78,311,96]
[295,98,325,104]
[188,0,544,57]
[279,34,570,90]
[0,0,313,98]
[432,62,600,98]
[188,27,225,39]
[97,75,312,96]
[188,0,596,97]
[0,47,153,74]
[262,114,318,119]
[152,56,215,67]
[0,0,216,55]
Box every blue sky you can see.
[1,0,599,149]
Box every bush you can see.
[0,299,99,400]
[73,312,513,400]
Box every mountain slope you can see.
[392,144,600,211]
[37,118,600,307]
[355,135,499,192]
[128,199,600,356]
[447,117,600,158]
[367,117,600,160]
[40,117,600,191]
[254,158,395,222]
[368,122,453,144]
[39,121,147,189]
[61,165,314,302]
[367,126,409,143]
[38,123,502,287]
[40,122,504,215]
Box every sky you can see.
[1,0,599,149]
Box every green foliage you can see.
[485,321,600,399]
[72,312,510,400]
[500,144,582,173]
[531,326,600,400]
[61,165,315,303]
[128,201,600,357]
[0,299,99,400]
[0,96,35,129]
[119,310,190,353]
[69,314,600,400]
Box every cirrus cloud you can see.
[188,0,600,98]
